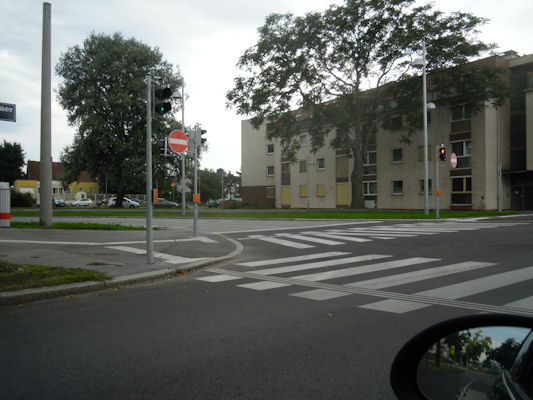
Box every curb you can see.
[0,235,244,307]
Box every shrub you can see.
[10,189,36,207]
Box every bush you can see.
[10,189,36,207]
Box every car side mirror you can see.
[390,314,533,400]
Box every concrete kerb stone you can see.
[0,234,244,307]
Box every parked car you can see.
[71,198,93,207]
[207,199,219,208]
[52,198,66,207]
[107,197,139,208]
[154,198,178,208]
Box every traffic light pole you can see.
[145,73,153,264]
[193,127,199,236]
[181,83,186,216]
[435,146,440,219]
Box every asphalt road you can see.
[2,216,533,399]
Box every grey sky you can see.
[1,0,532,175]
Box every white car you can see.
[71,198,93,207]
[107,197,140,208]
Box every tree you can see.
[488,338,521,370]
[56,32,182,206]
[199,169,222,201]
[0,140,25,185]
[227,0,508,208]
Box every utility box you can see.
[0,182,10,228]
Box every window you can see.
[299,160,307,173]
[266,166,274,176]
[392,149,403,163]
[390,115,403,130]
[363,181,377,196]
[266,143,274,154]
[392,180,403,195]
[281,161,290,185]
[299,185,307,198]
[451,104,472,121]
[317,158,325,170]
[451,176,472,205]
[419,179,433,194]
[451,140,472,169]
[266,187,275,199]
[418,146,433,161]
[364,151,377,175]
[336,155,349,180]
[299,134,307,146]
[316,184,325,197]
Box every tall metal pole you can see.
[422,40,429,215]
[145,73,153,264]
[39,2,52,226]
[193,127,198,236]
[435,146,440,219]
[496,106,503,212]
[181,82,186,215]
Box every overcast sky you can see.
[1,0,532,175]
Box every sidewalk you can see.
[0,227,243,306]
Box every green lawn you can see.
[10,221,146,230]
[0,260,108,292]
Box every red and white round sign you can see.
[168,130,188,154]
[450,153,457,168]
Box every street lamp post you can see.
[413,40,431,215]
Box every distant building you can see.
[14,161,99,203]
[241,51,533,211]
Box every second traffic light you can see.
[197,129,206,147]
[439,145,446,161]
[154,86,172,118]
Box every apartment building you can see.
[241,52,533,211]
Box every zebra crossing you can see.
[197,250,533,316]
[237,221,525,248]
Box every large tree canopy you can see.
[227,0,508,208]
[0,140,25,185]
[56,32,182,205]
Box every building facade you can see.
[241,52,533,211]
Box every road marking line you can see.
[0,237,217,246]
[360,265,533,314]
[504,296,533,310]
[106,246,207,265]
[237,281,291,290]
[247,235,315,249]
[290,289,352,301]
[214,220,381,234]
[275,233,345,245]
[251,254,392,276]
[302,231,371,243]
[204,267,533,317]
[293,257,439,282]
[197,275,242,282]
[237,251,350,267]
[346,261,496,290]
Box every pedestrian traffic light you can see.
[158,138,167,157]
[439,145,446,161]
[154,86,172,118]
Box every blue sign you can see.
[0,102,16,122]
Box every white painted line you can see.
[0,237,218,246]
[275,233,345,245]
[248,235,315,249]
[329,230,416,237]
[290,289,352,301]
[237,252,350,267]
[360,265,533,314]
[346,261,496,289]
[237,281,291,290]
[302,231,371,243]
[252,254,392,276]
[213,220,381,234]
[197,275,242,282]
[106,246,207,265]
[293,257,439,282]
[107,245,145,254]
[504,296,533,310]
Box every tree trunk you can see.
[350,146,365,209]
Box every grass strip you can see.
[11,222,146,230]
[0,260,108,292]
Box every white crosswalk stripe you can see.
[198,249,533,316]
[238,222,526,249]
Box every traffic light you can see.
[439,145,446,161]
[154,86,172,118]
[158,138,167,157]
[197,129,207,147]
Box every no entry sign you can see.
[450,153,457,168]
[168,130,188,154]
